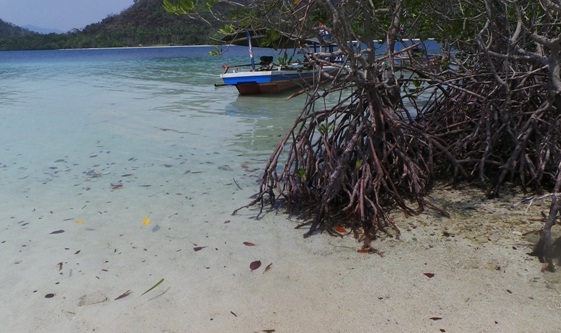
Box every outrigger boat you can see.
[218,30,340,95]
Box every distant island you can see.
[0,0,215,51]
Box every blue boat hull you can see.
[220,66,334,95]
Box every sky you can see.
[0,0,135,32]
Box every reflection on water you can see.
[225,94,306,156]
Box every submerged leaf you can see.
[193,246,206,252]
[243,242,257,246]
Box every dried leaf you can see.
[264,263,272,273]
[250,260,261,272]
[430,317,442,321]
[424,272,435,278]
[50,230,65,234]
[335,226,346,233]
[114,290,132,300]
[243,242,257,246]
[357,249,370,253]
[193,246,206,252]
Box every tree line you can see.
[0,0,215,50]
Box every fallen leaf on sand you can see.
[75,220,85,225]
[141,278,164,296]
[250,260,261,272]
[114,290,132,300]
[424,273,435,278]
[243,242,257,246]
[50,230,65,234]
[142,217,151,226]
[430,317,442,321]
[356,248,370,253]
[193,246,206,252]
[264,263,272,273]
[335,226,346,233]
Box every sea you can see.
[0,46,311,219]
[0,45,327,331]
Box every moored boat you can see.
[220,60,338,95]
[217,28,340,95]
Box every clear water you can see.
[0,46,308,223]
[0,46,339,332]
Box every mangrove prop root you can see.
[233,34,561,258]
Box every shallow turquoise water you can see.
[0,46,306,220]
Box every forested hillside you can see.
[0,0,216,50]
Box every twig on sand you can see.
[512,193,561,213]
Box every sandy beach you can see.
[2,174,561,332]
[1,46,560,333]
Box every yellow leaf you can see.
[75,220,85,225]
[294,0,301,4]
[143,217,151,225]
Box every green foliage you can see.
[0,0,216,50]
[276,51,293,66]
[163,0,198,15]
[218,24,236,35]
[208,45,223,56]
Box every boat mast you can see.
[246,31,255,71]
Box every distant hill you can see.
[0,19,36,37]
[0,0,218,50]
[23,25,64,34]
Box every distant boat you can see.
[220,58,338,95]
